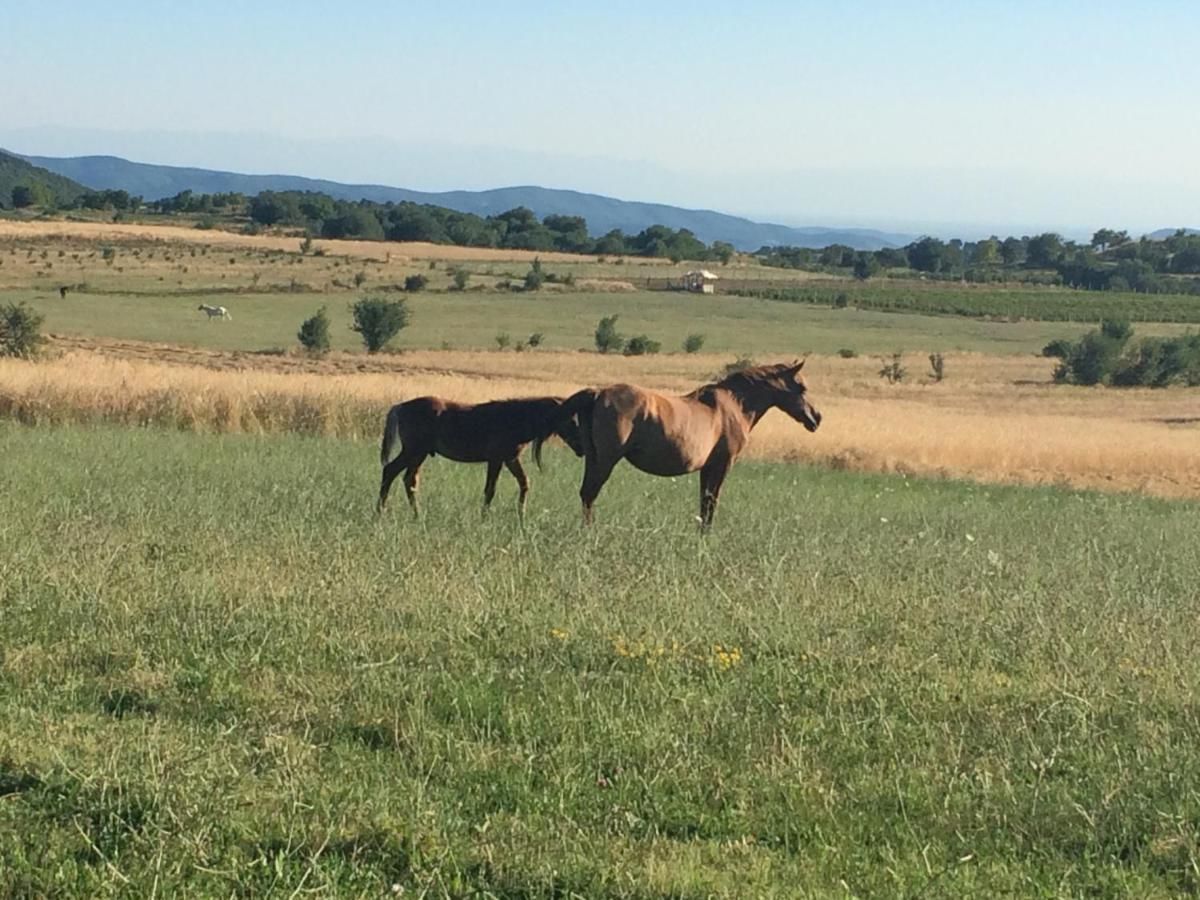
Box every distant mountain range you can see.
[1147,228,1200,240]
[20,152,912,251]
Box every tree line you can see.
[156,189,737,263]
[755,229,1200,295]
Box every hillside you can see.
[22,153,909,251]
[0,151,87,208]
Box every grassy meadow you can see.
[3,423,1200,897]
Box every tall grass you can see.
[3,351,1199,499]
[2,423,1199,895]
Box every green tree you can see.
[350,297,410,353]
[404,274,428,292]
[0,302,46,358]
[906,237,947,273]
[852,253,880,280]
[711,241,735,265]
[972,238,1000,266]
[11,184,48,209]
[297,306,331,355]
[524,258,545,291]
[683,333,705,353]
[1026,233,1064,268]
[594,315,624,354]
[452,267,471,290]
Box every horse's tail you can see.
[534,389,597,470]
[380,403,404,466]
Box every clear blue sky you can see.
[4,0,1198,235]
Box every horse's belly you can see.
[625,446,695,477]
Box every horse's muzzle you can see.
[803,409,822,432]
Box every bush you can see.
[624,335,662,356]
[683,333,705,354]
[1042,338,1074,359]
[297,306,331,355]
[833,292,850,308]
[527,332,544,348]
[878,353,905,384]
[524,258,545,292]
[1100,318,1133,342]
[928,352,945,382]
[404,274,428,292]
[837,347,857,358]
[495,332,511,350]
[1056,329,1126,385]
[350,297,410,353]
[300,235,313,255]
[353,271,367,288]
[594,315,624,354]
[452,268,470,290]
[0,302,46,358]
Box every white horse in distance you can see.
[198,304,231,321]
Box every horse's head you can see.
[551,403,586,456]
[772,359,822,432]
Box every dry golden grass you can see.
[4,342,1198,499]
[0,220,614,263]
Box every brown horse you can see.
[377,396,584,516]
[535,360,821,527]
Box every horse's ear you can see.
[791,358,805,373]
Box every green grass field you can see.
[3,423,1199,896]
[6,285,1139,356]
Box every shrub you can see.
[0,302,46,358]
[452,268,470,290]
[1101,318,1133,342]
[837,348,857,358]
[833,292,850,309]
[527,332,544,348]
[624,335,662,356]
[297,306,331,355]
[1056,329,1127,385]
[404,274,428,292]
[928,352,945,382]
[495,332,511,350]
[683,333,706,354]
[878,353,906,384]
[300,235,313,255]
[350,297,410,353]
[1042,338,1074,359]
[353,271,367,288]
[1111,334,1200,387]
[594,315,624,354]
[524,258,545,292]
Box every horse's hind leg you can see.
[504,457,530,517]
[403,455,427,518]
[482,460,503,515]
[378,450,415,511]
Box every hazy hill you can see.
[1147,228,1200,240]
[22,152,910,251]
[0,151,87,208]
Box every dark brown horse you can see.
[378,396,584,516]
[536,360,821,527]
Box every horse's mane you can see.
[696,361,797,394]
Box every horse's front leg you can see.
[698,455,733,530]
[482,460,503,515]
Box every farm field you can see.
[3,423,1200,896]
[9,285,1139,357]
